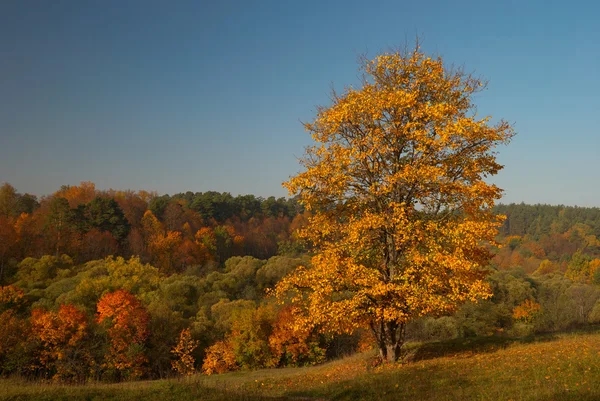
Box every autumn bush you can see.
[202,340,237,375]
[269,306,325,367]
[30,304,91,381]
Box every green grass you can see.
[3,331,600,400]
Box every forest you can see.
[2,181,600,382]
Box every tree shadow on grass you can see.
[404,333,559,363]
[283,363,474,401]
[283,363,600,401]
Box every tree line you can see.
[496,203,600,239]
[0,182,305,282]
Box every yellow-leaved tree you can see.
[275,45,514,362]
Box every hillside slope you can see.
[3,330,600,401]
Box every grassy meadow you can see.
[3,330,600,401]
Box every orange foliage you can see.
[171,328,199,376]
[14,212,42,257]
[14,212,31,237]
[233,234,245,252]
[0,285,24,310]
[112,191,148,229]
[30,304,90,380]
[141,210,191,272]
[510,252,525,268]
[182,222,194,239]
[136,190,157,204]
[512,299,541,323]
[356,329,376,353]
[148,230,183,273]
[201,340,237,375]
[176,239,203,268]
[55,182,97,208]
[268,307,324,367]
[523,241,546,259]
[276,46,513,362]
[96,290,149,379]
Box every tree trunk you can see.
[372,319,405,363]
[379,342,402,363]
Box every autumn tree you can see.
[171,328,199,375]
[149,230,184,273]
[202,339,237,375]
[0,285,24,313]
[269,306,325,367]
[112,190,149,230]
[55,182,97,208]
[275,45,514,362]
[141,210,163,247]
[30,304,90,381]
[96,290,149,379]
[512,299,541,324]
[14,212,42,261]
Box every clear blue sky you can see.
[1,0,599,205]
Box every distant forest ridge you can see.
[0,182,306,274]
[3,182,600,231]
[495,203,600,238]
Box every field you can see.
[2,331,600,401]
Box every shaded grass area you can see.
[0,378,285,401]
[404,332,558,362]
[3,331,600,400]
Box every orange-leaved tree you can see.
[171,328,199,376]
[201,339,237,375]
[30,304,90,381]
[275,44,514,362]
[512,299,541,324]
[96,290,149,379]
[268,306,325,367]
[0,285,24,312]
